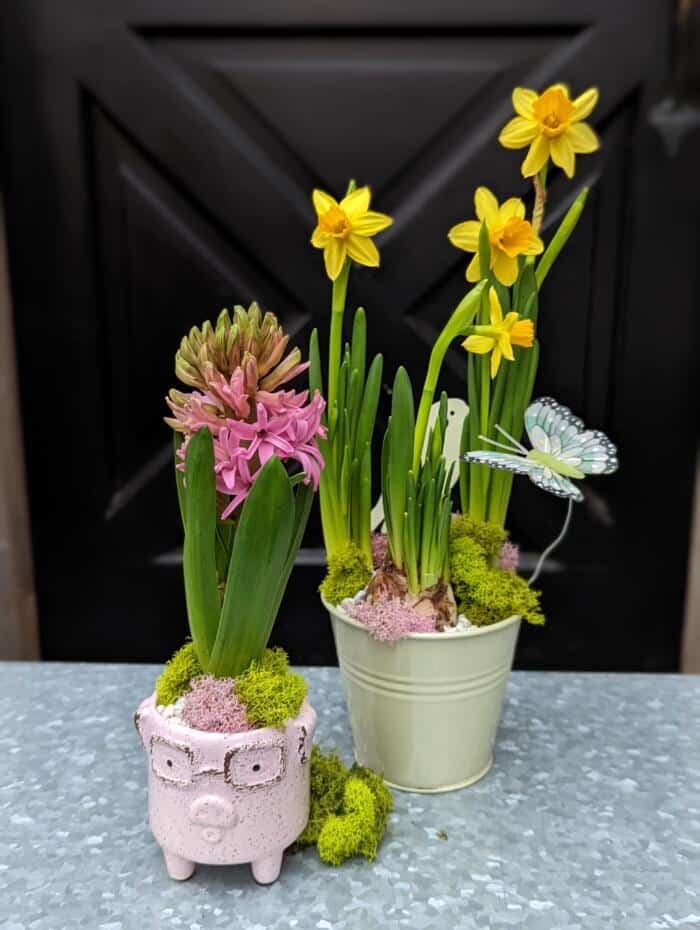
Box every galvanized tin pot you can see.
[134,695,316,883]
[325,597,520,793]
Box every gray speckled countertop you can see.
[1,664,699,930]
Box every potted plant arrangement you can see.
[316,83,618,792]
[134,305,392,881]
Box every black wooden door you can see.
[2,1,694,670]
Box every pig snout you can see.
[189,795,238,844]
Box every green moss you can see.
[296,746,350,847]
[450,534,545,627]
[461,565,545,626]
[317,780,378,866]
[155,642,202,705]
[234,648,307,730]
[319,543,372,606]
[450,514,508,560]
[296,747,393,866]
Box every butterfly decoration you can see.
[464,396,618,502]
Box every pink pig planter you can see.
[135,694,317,884]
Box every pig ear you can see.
[134,700,155,747]
[296,724,312,764]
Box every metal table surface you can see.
[1,662,699,930]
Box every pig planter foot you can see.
[164,850,195,881]
[251,849,284,885]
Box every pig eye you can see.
[150,738,194,785]
[224,744,285,787]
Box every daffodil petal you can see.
[524,233,544,255]
[324,239,346,281]
[550,135,575,178]
[567,121,600,154]
[474,186,499,225]
[340,186,371,219]
[488,287,503,325]
[492,250,519,287]
[466,252,481,282]
[545,82,570,97]
[311,226,327,248]
[345,234,380,268]
[521,134,550,177]
[490,345,503,378]
[463,334,495,355]
[499,115,538,149]
[448,220,480,252]
[512,87,537,118]
[351,210,393,236]
[499,197,526,221]
[572,87,599,121]
[313,189,338,217]
[499,334,515,362]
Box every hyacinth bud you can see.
[174,302,306,405]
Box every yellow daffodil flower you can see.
[311,187,393,281]
[448,187,543,287]
[499,84,600,179]
[462,287,534,378]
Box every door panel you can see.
[2,1,691,670]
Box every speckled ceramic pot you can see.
[134,695,316,884]
[325,597,520,793]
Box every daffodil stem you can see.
[480,358,490,435]
[327,259,351,419]
[535,188,589,289]
[532,164,548,236]
[412,280,486,472]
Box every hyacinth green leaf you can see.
[208,456,294,678]
[182,428,221,670]
[215,519,235,583]
[271,480,314,620]
[173,433,187,531]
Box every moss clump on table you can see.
[450,522,544,627]
[155,641,202,706]
[319,543,373,606]
[234,648,307,730]
[296,746,393,866]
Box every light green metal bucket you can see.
[325,597,521,793]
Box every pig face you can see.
[135,695,316,866]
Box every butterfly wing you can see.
[525,396,618,475]
[464,451,537,477]
[531,469,584,502]
[467,449,583,501]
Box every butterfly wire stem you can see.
[528,497,574,587]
